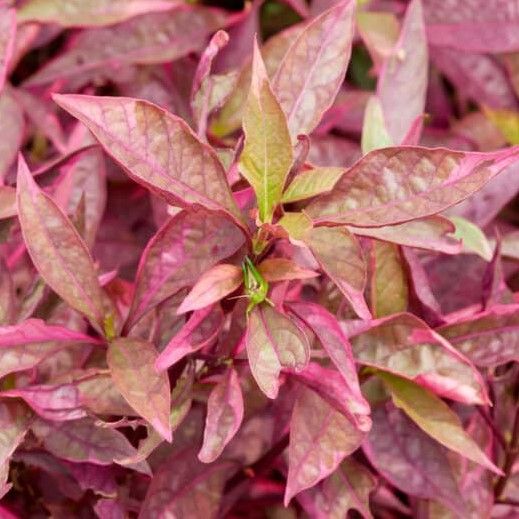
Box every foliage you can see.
[1,0,519,516]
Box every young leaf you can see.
[448,216,493,261]
[361,96,392,154]
[198,368,244,463]
[258,258,318,282]
[349,313,489,405]
[126,209,244,330]
[140,447,234,517]
[107,338,172,442]
[246,304,309,399]
[377,0,428,144]
[0,7,15,93]
[17,157,113,334]
[17,0,176,27]
[363,404,466,516]
[305,226,371,320]
[239,41,293,223]
[155,305,223,372]
[281,167,344,203]
[378,372,501,474]
[272,0,355,139]
[285,386,365,505]
[307,146,519,227]
[177,264,242,314]
[370,241,408,317]
[53,95,242,222]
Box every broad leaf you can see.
[437,304,519,367]
[370,241,408,317]
[349,313,488,405]
[378,0,428,144]
[17,157,113,334]
[307,146,519,226]
[305,226,371,319]
[177,264,242,314]
[246,304,309,399]
[108,338,172,441]
[298,458,375,519]
[281,167,344,203]
[378,372,501,474]
[27,7,226,86]
[140,446,234,517]
[53,94,242,222]
[363,404,466,516]
[285,386,365,505]
[155,305,223,371]
[126,209,244,330]
[258,258,318,282]
[0,7,15,93]
[239,41,293,223]
[199,368,244,463]
[17,0,176,27]
[273,0,355,139]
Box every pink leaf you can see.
[0,89,24,181]
[177,264,243,314]
[349,313,489,405]
[17,156,113,334]
[155,305,223,371]
[0,7,16,93]
[107,338,171,441]
[0,401,32,466]
[257,258,318,282]
[126,208,245,330]
[246,304,310,399]
[272,0,355,139]
[285,386,365,505]
[307,146,519,227]
[53,94,243,223]
[198,368,244,463]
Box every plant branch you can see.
[477,405,506,450]
[494,402,519,499]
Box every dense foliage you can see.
[1,0,519,517]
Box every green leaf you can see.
[448,216,493,261]
[484,108,519,145]
[239,40,293,223]
[361,95,393,154]
[377,371,502,474]
[281,167,344,203]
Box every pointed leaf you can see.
[281,167,344,203]
[258,258,318,282]
[199,368,244,463]
[0,90,24,180]
[140,447,234,517]
[155,305,223,371]
[239,41,293,223]
[305,226,371,319]
[17,157,112,333]
[449,216,493,261]
[127,209,244,330]
[378,372,501,474]
[53,94,242,222]
[349,313,489,405]
[285,387,365,505]
[17,0,177,27]
[370,241,408,317]
[177,264,242,314]
[378,0,428,144]
[307,146,519,226]
[108,338,171,441]
[0,7,15,93]
[363,404,466,516]
[273,0,355,139]
[361,95,393,154]
[246,304,309,399]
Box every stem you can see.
[494,403,519,499]
[477,406,506,450]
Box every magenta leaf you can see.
[0,7,15,93]
[17,157,114,335]
[246,304,309,399]
[53,94,243,223]
[307,146,519,226]
[155,305,223,371]
[199,367,244,463]
[257,258,318,282]
[107,338,172,441]
[285,386,366,505]
[349,313,489,405]
[378,0,428,144]
[363,403,466,516]
[140,446,235,517]
[126,208,245,330]
[272,0,355,139]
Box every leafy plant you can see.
[1,0,519,517]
